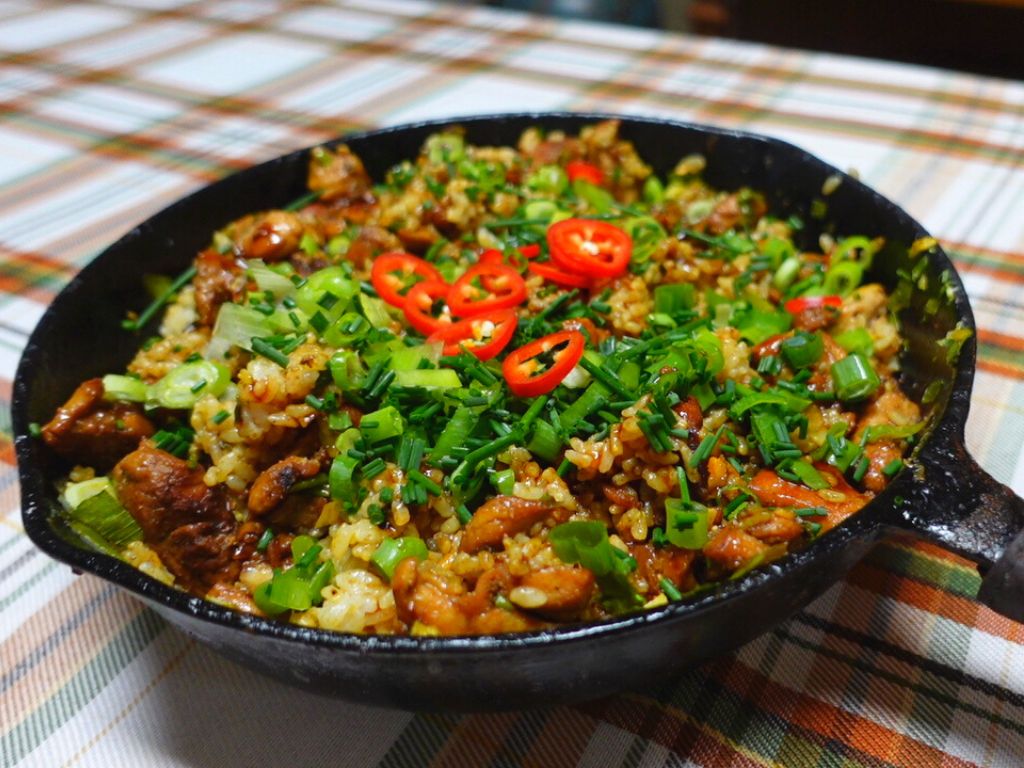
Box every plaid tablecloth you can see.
[2,1,1024,766]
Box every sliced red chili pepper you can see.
[427,309,518,361]
[402,280,452,336]
[478,248,527,276]
[783,294,842,314]
[547,218,632,279]
[370,252,445,308]
[566,160,604,186]
[517,243,541,259]
[448,263,527,317]
[502,330,586,398]
[527,261,593,289]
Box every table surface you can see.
[2,1,1024,766]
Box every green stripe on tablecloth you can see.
[864,544,980,598]
[600,666,894,768]
[978,342,1024,374]
[0,255,75,296]
[788,613,1024,728]
[0,561,59,613]
[376,713,461,768]
[0,608,165,766]
[948,247,1024,278]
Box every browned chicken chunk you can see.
[41,378,154,471]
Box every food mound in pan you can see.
[38,120,925,636]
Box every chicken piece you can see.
[706,455,739,494]
[806,332,848,392]
[742,509,805,545]
[791,303,839,332]
[852,386,921,491]
[247,456,321,516]
[345,225,402,268]
[837,284,902,360]
[703,526,768,571]
[602,484,640,510]
[112,442,237,591]
[159,521,239,593]
[234,210,304,263]
[307,144,372,203]
[705,194,743,235]
[673,396,704,437]
[41,379,154,471]
[113,442,231,539]
[460,495,552,554]
[516,566,595,619]
[632,542,697,596]
[748,465,869,534]
[193,249,243,327]
[391,559,538,634]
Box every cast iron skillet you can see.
[14,113,1024,711]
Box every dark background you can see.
[476,0,1023,80]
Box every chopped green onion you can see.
[64,479,142,547]
[833,327,873,357]
[148,360,230,410]
[101,374,148,403]
[664,498,709,549]
[526,419,562,463]
[788,459,829,490]
[831,353,881,402]
[883,459,904,477]
[779,331,823,369]
[863,421,923,444]
[328,454,359,501]
[371,537,429,581]
[653,283,696,314]
[393,369,461,390]
[822,259,864,296]
[577,355,634,400]
[491,468,516,495]
[428,406,479,466]
[360,406,404,443]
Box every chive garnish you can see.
[283,189,322,212]
[251,338,290,367]
[659,577,683,601]
[122,264,198,331]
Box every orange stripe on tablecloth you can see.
[713,655,978,768]
[896,538,978,570]
[581,694,775,768]
[0,575,144,731]
[430,712,520,768]
[846,562,1024,644]
[946,240,1024,265]
[978,328,1024,353]
[976,359,1024,380]
[950,260,1024,284]
[519,707,595,768]
[56,636,194,768]
[0,435,16,467]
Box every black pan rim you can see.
[13,110,977,655]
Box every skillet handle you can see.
[901,438,1024,621]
